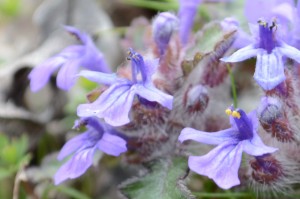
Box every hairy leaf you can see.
[119,157,194,199]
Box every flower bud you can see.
[257,96,282,125]
[257,97,294,142]
[250,154,283,185]
[183,84,209,114]
[152,12,179,55]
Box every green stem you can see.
[122,0,178,11]
[226,64,237,108]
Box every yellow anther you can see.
[232,111,241,119]
[225,108,232,116]
[257,19,267,27]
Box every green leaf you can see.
[0,133,8,150]
[1,135,29,165]
[0,0,20,17]
[42,184,92,199]
[120,157,193,199]
[0,167,15,180]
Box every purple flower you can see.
[54,117,127,185]
[221,20,300,90]
[152,12,179,55]
[178,106,277,189]
[29,26,111,92]
[77,48,173,126]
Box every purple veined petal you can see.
[57,131,92,161]
[77,82,132,118]
[135,83,173,110]
[28,57,65,92]
[242,131,278,156]
[56,59,81,90]
[253,50,285,90]
[54,147,95,185]
[220,45,261,63]
[64,26,90,45]
[77,70,119,85]
[102,85,136,126]
[179,127,238,145]
[97,133,127,156]
[278,42,300,63]
[144,58,159,83]
[188,142,243,189]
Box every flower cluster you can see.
[27,0,300,195]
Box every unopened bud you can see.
[250,154,283,185]
[183,84,209,113]
[152,12,179,55]
[257,96,282,125]
[257,97,294,142]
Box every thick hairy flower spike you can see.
[77,48,173,126]
[221,20,300,90]
[54,117,127,185]
[28,26,110,92]
[179,106,277,189]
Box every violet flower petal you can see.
[135,84,173,110]
[57,131,92,161]
[76,70,118,85]
[102,87,136,126]
[242,134,278,156]
[178,0,201,45]
[220,45,261,62]
[144,58,159,83]
[64,26,89,44]
[54,147,95,185]
[278,42,300,63]
[77,83,136,126]
[253,50,285,90]
[77,82,131,115]
[97,133,127,156]
[56,59,81,90]
[179,127,238,145]
[28,57,65,92]
[188,142,243,189]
